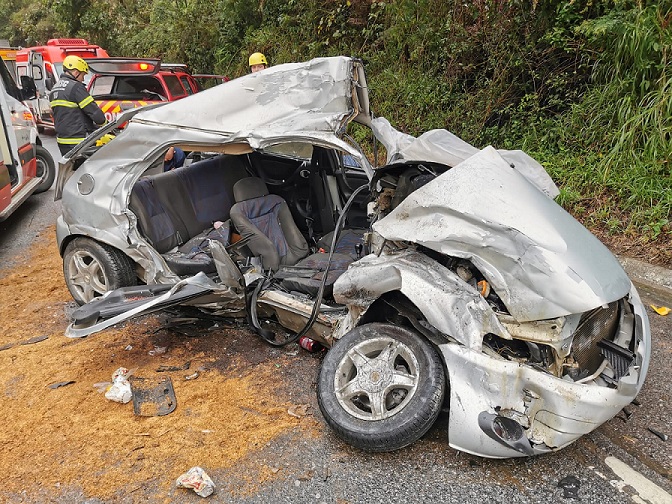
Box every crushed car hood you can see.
[373,147,631,322]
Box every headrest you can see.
[233,177,269,202]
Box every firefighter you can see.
[248,52,268,73]
[49,55,106,155]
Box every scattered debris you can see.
[48,380,75,389]
[631,398,642,406]
[93,367,133,404]
[297,470,314,481]
[649,304,670,316]
[176,466,215,498]
[148,345,167,356]
[185,371,200,381]
[157,361,191,372]
[130,376,176,416]
[557,475,581,498]
[287,404,310,418]
[622,407,633,419]
[0,335,49,352]
[124,345,133,351]
[648,427,668,441]
[21,335,49,345]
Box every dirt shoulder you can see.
[0,227,323,502]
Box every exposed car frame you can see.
[55,56,650,458]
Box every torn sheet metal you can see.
[372,147,631,322]
[370,116,559,198]
[134,57,369,141]
[333,249,511,350]
[65,272,241,338]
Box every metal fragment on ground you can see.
[648,427,668,441]
[130,376,177,416]
[48,380,75,389]
[157,361,191,372]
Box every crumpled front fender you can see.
[333,249,511,350]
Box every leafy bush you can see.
[1,0,669,259]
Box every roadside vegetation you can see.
[1,0,670,264]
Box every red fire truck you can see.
[16,38,109,131]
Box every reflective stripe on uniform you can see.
[57,137,86,145]
[79,95,94,108]
[50,99,78,108]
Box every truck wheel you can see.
[317,323,445,452]
[33,144,56,193]
[63,237,137,305]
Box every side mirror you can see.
[20,76,37,100]
[45,77,54,91]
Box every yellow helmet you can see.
[248,52,268,67]
[63,55,89,73]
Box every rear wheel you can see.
[33,144,56,194]
[63,237,136,305]
[317,323,445,452]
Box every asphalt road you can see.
[0,134,61,267]
[1,134,671,503]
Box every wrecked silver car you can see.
[55,56,650,458]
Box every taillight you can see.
[23,111,34,122]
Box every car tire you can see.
[317,323,445,452]
[33,144,56,194]
[63,237,137,305]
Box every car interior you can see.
[128,144,371,301]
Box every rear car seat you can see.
[129,154,250,275]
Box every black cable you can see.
[281,183,370,346]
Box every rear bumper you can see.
[441,284,650,458]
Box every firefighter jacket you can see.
[49,73,106,147]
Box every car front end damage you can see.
[330,139,651,458]
[444,284,649,458]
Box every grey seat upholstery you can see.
[129,154,250,275]
[229,177,309,271]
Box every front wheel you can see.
[33,144,56,194]
[317,323,445,452]
[63,237,137,305]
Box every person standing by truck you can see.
[49,55,105,155]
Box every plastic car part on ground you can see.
[130,375,177,416]
[650,304,670,316]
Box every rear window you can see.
[179,76,195,95]
[90,75,167,100]
[163,75,186,98]
[89,75,114,96]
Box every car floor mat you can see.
[130,376,177,416]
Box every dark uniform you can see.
[49,73,106,155]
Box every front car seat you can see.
[230,177,309,271]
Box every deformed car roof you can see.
[56,56,373,200]
[131,56,371,144]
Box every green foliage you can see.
[0,0,669,250]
